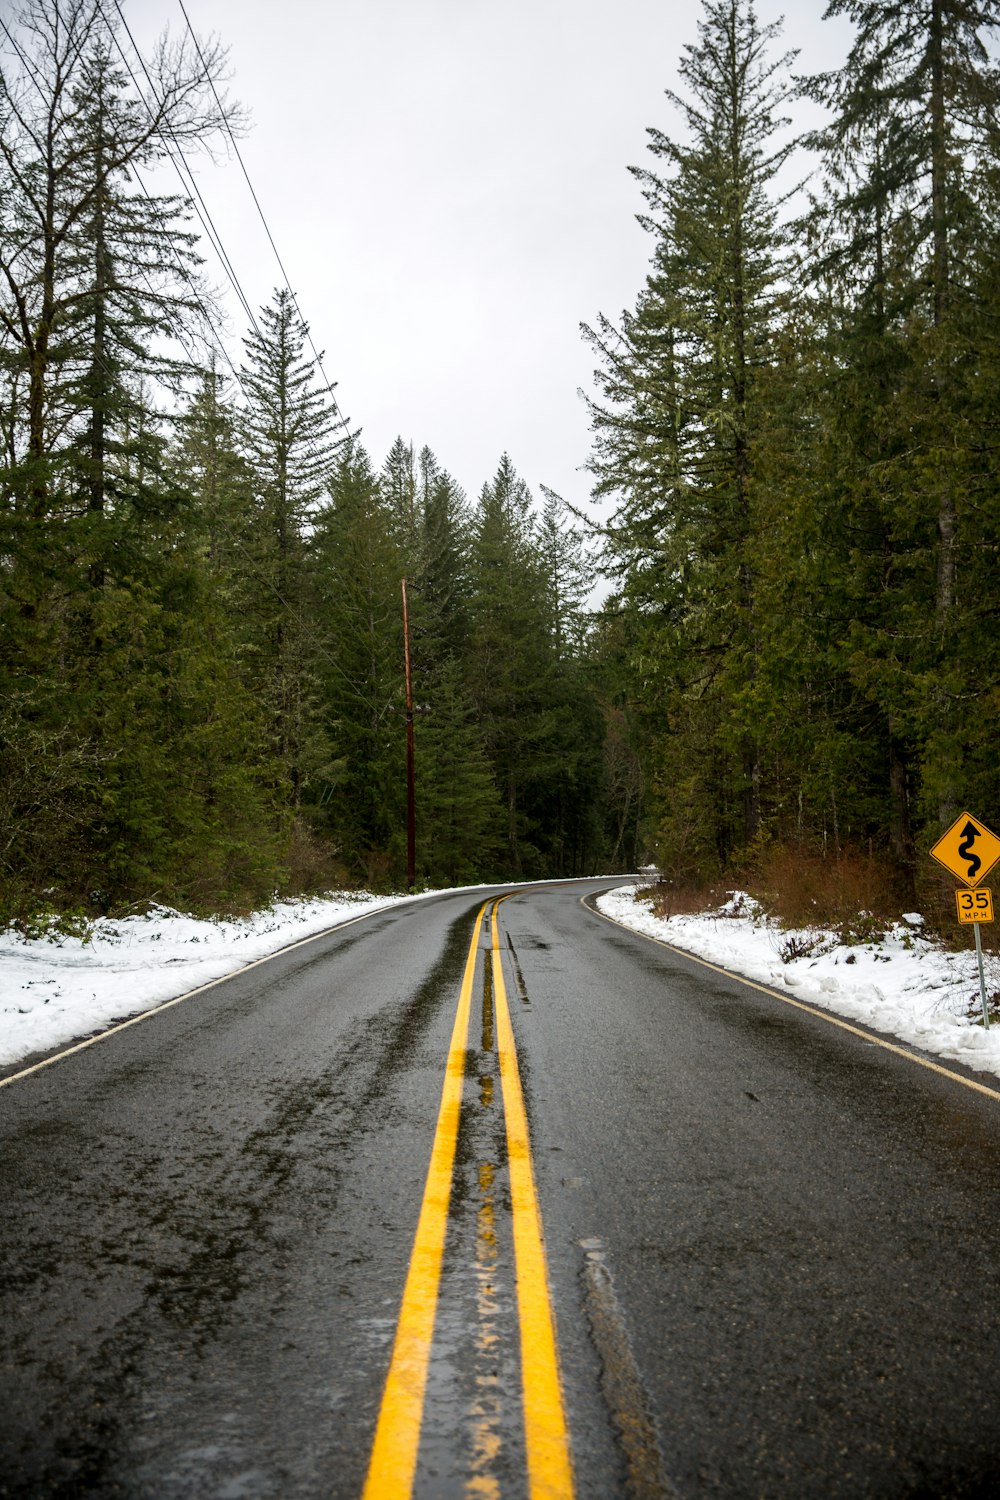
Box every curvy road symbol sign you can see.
[930,811,1000,889]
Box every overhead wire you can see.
[0,0,255,396]
[95,2,369,693]
[103,0,262,342]
[175,0,352,436]
[96,67,374,695]
[110,0,351,438]
[0,6,373,702]
[0,12,198,385]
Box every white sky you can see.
[123,0,852,510]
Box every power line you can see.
[108,0,351,442]
[0,12,211,386]
[1,6,371,700]
[7,0,255,395]
[175,0,352,436]
[104,0,262,342]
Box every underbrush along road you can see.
[2,879,1000,1497]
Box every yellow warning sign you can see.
[956,887,995,924]
[930,811,1000,888]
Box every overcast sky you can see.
[124,0,853,511]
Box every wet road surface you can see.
[2,880,1000,1497]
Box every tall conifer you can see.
[585,0,795,868]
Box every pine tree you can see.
[382,436,419,553]
[804,0,1000,837]
[584,0,796,869]
[239,288,340,808]
[0,0,253,914]
[0,0,238,515]
[413,655,503,885]
[469,455,561,876]
[309,444,407,881]
[415,454,472,666]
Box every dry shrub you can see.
[637,843,995,954]
[745,844,909,940]
[360,847,397,893]
[281,821,351,897]
[647,878,726,920]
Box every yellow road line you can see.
[589,896,1000,1104]
[362,902,486,1500]
[491,903,575,1500]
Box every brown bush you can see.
[743,844,912,940]
[637,842,1000,957]
[644,844,917,939]
[280,821,351,898]
[647,878,726,920]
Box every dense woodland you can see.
[2,0,1000,920]
[0,0,625,916]
[587,0,1000,911]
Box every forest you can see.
[2,0,1000,923]
[587,0,1000,919]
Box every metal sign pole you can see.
[930,812,1000,1031]
[974,920,991,1030]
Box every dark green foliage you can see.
[0,2,632,919]
[307,444,407,881]
[0,2,285,917]
[413,656,503,886]
[238,288,340,810]
[586,0,1000,894]
[585,0,796,867]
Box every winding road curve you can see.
[2,878,1000,1497]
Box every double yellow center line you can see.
[362,899,574,1499]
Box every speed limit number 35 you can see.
[956,888,995,924]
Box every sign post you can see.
[930,812,1000,1030]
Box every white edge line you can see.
[0,880,634,1094]
[0,902,398,1092]
[584,890,1000,1105]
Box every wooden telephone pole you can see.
[401,579,416,889]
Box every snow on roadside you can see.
[597,885,1000,1081]
[0,893,411,1070]
[8,880,1000,1085]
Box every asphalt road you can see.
[3,879,1000,1498]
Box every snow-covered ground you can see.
[0,893,413,1071]
[5,881,1000,1084]
[597,886,1000,1081]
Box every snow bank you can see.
[597,886,1000,1080]
[0,894,409,1070]
[8,880,998,1085]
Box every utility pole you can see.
[401,578,416,889]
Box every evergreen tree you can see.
[309,444,407,881]
[415,454,472,666]
[537,486,591,656]
[804,0,1000,838]
[469,454,560,875]
[382,435,419,553]
[239,288,340,808]
[0,0,237,514]
[413,655,503,885]
[533,487,606,874]
[0,0,255,914]
[406,451,501,882]
[584,0,796,870]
